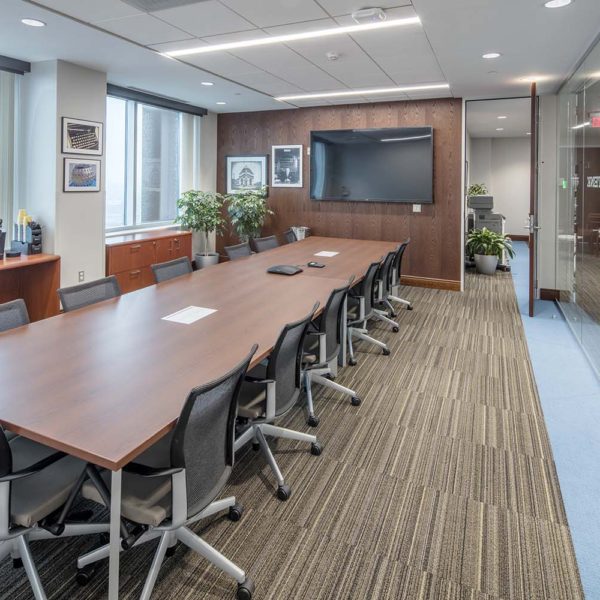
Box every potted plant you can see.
[468,183,488,197]
[466,227,515,275]
[225,187,273,242]
[175,190,225,269]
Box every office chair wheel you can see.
[252,441,260,452]
[325,373,336,381]
[307,415,320,427]
[76,564,97,586]
[310,442,322,456]
[276,484,292,501]
[228,503,244,522]
[348,358,358,366]
[351,396,362,407]
[407,305,413,311]
[382,348,391,356]
[237,577,255,600]
[165,545,177,558]
[390,311,398,318]
[392,326,399,333]
[12,558,23,569]
[99,532,110,546]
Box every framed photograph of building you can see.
[226,155,268,194]
[64,158,101,192]
[62,117,103,155]
[271,145,302,187]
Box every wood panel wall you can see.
[217,97,463,285]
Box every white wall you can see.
[469,137,530,237]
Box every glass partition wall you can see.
[557,39,600,371]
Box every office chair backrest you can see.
[224,241,252,261]
[0,299,30,333]
[0,427,11,478]
[283,229,297,244]
[151,256,193,283]
[317,279,354,363]
[358,261,382,316]
[58,276,121,313]
[392,239,410,284]
[267,303,319,417]
[378,251,396,296]
[252,235,279,253]
[171,344,257,519]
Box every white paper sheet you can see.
[314,251,339,257]
[162,306,217,324]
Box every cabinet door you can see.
[172,234,192,259]
[108,241,156,274]
[114,266,155,294]
[155,237,175,263]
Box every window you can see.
[0,71,18,241]
[106,96,192,231]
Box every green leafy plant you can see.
[468,183,488,196]
[225,187,273,242]
[175,190,225,256]
[466,227,515,259]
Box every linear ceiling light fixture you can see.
[275,83,449,102]
[163,16,421,57]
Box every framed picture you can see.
[272,145,303,187]
[226,155,268,194]
[64,158,101,192]
[62,117,103,155]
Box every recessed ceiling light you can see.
[216,101,226,105]
[526,132,532,135]
[496,128,504,131]
[482,52,501,59]
[544,0,572,7]
[497,115,507,119]
[201,82,214,86]
[164,16,421,57]
[275,83,450,102]
[21,18,45,27]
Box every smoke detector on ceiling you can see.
[326,51,340,61]
[351,8,387,24]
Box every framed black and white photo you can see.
[64,158,101,192]
[226,155,268,194]
[62,117,103,155]
[271,145,302,187]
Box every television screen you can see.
[310,127,433,203]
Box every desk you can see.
[0,254,60,321]
[0,236,396,599]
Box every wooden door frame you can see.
[529,83,539,317]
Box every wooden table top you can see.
[0,253,60,272]
[105,229,190,247]
[0,237,397,470]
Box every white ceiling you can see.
[467,98,532,139]
[1,0,598,113]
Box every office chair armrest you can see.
[305,331,324,337]
[123,463,183,478]
[244,375,275,384]
[0,451,67,482]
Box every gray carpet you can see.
[0,272,583,599]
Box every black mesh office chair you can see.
[372,251,401,332]
[0,299,29,333]
[302,281,361,427]
[225,241,252,260]
[151,256,193,283]
[346,261,391,366]
[0,431,108,599]
[58,276,121,312]
[389,239,413,310]
[251,235,279,252]
[283,229,297,244]
[235,305,321,501]
[77,345,258,600]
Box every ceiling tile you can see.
[152,1,256,37]
[220,0,329,28]
[34,0,143,23]
[317,0,412,17]
[99,13,192,45]
[183,52,262,77]
[233,72,306,96]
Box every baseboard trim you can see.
[508,234,529,242]
[401,275,461,291]
[540,288,560,301]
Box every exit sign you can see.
[592,113,600,128]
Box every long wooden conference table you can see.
[0,236,398,599]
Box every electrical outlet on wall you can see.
[413,204,422,213]
[78,271,85,282]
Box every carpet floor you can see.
[0,272,583,600]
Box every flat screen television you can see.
[310,126,433,203]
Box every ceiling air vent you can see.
[122,0,209,12]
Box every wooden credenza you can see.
[106,230,192,294]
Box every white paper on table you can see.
[162,306,217,324]
[314,251,339,257]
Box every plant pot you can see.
[474,254,498,275]
[0,231,5,258]
[195,252,219,269]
